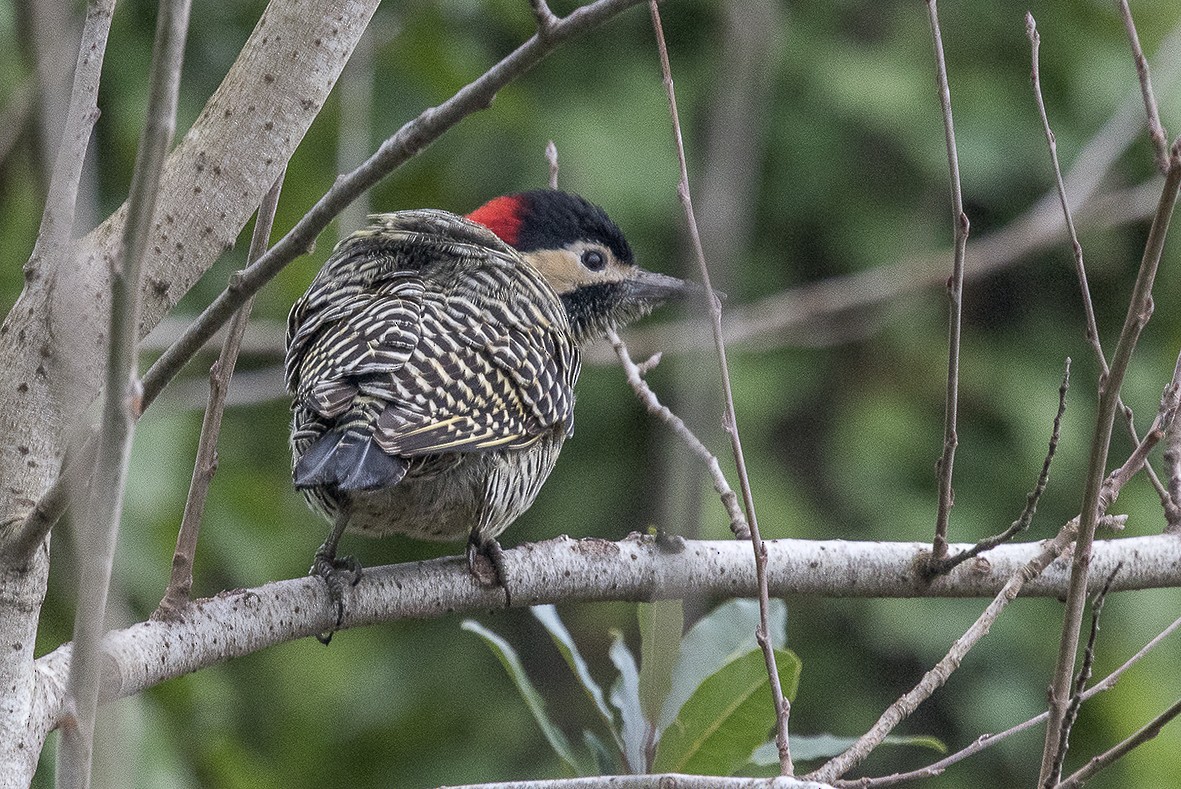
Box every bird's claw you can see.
[310,551,363,645]
[466,536,512,607]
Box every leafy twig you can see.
[926,0,970,564]
[647,0,790,772]
[56,1,191,786]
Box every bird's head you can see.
[468,190,696,343]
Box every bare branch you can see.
[1027,12,1169,507]
[926,0,969,563]
[155,170,285,619]
[1098,354,1181,514]
[529,0,559,37]
[927,359,1069,576]
[607,328,749,539]
[1117,0,1170,174]
[807,522,1077,784]
[1040,144,1181,785]
[837,612,1181,787]
[57,0,191,785]
[442,776,837,789]
[27,530,1181,751]
[1056,697,1181,788]
[1047,563,1123,785]
[648,0,791,772]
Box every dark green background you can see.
[4,0,1181,786]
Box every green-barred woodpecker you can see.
[285,190,693,635]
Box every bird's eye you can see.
[581,249,607,271]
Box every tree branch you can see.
[442,776,836,789]
[25,0,114,283]
[926,0,969,563]
[648,0,790,772]
[25,531,1181,752]
[1027,12,1169,507]
[1117,0,1170,174]
[56,0,191,785]
[1056,696,1181,788]
[836,611,1181,787]
[808,522,1077,784]
[156,169,285,618]
[1040,143,1181,784]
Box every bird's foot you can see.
[310,549,363,645]
[466,535,512,607]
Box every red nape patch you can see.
[467,195,523,246]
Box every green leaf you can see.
[654,647,801,776]
[608,629,649,773]
[531,604,624,757]
[638,599,683,726]
[660,598,787,730]
[461,619,582,775]
[583,729,619,775]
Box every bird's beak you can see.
[624,268,703,305]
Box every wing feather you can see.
[286,209,578,462]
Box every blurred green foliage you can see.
[5,0,1181,786]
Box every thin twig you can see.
[529,0,559,38]
[544,144,739,535]
[926,0,969,563]
[648,0,791,773]
[1056,697,1181,788]
[154,170,285,619]
[9,0,648,561]
[1098,353,1181,515]
[607,328,749,538]
[843,611,1181,787]
[57,1,191,787]
[808,521,1079,784]
[927,359,1069,576]
[1040,142,1181,785]
[1166,393,1181,531]
[1046,563,1123,786]
[1027,13,1169,506]
[442,777,836,789]
[1117,0,1170,174]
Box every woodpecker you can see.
[286,190,692,631]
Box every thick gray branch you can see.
[28,532,1181,744]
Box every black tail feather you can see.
[294,430,408,491]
